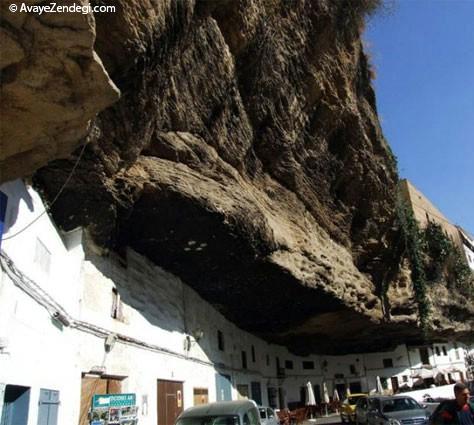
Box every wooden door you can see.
[157,380,183,425]
[390,377,399,393]
[79,376,122,425]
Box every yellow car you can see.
[340,393,367,423]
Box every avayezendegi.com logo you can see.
[8,2,116,15]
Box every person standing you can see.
[432,382,474,425]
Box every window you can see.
[218,330,224,351]
[455,349,460,360]
[242,351,247,369]
[350,364,357,375]
[435,346,440,356]
[402,375,408,383]
[251,345,256,363]
[383,358,393,368]
[34,238,51,274]
[111,288,123,320]
[193,388,209,405]
[285,360,294,370]
[442,346,447,356]
[302,361,314,370]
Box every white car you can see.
[259,407,279,425]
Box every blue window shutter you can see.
[37,389,59,425]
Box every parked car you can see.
[259,406,279,425]
[176,400,261,425]
[355,395,430,425]
[341,393,367,423]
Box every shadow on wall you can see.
[1,180,34,236]
[83,243,230,365]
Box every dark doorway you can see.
[251,382,262,405]
[267,388,277,409]
[1,385,31,425]
[278,388,285,409]
[313,384,321,404]
[157,380,184,425]
[419,348,430,365]
[391,377,399,394]
[349,382,362,393]
[300,386,306,404]
[335,384,345,400]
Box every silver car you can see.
[355,395,430,425]
[258,407,279,425]
[176,400,261,425]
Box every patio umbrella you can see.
[322,382,330,416]
[376,376,383,394]
[323,382,330,403]
[333,389,340,413]
[306,381,316,406]
[306,382,316,421]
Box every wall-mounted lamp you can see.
[184,329,204,351]
[184,335,192,352]
[192,328,204,341]
[53,311,71,327]
[89,365,106,375]
[105,333,117,352]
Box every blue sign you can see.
[92,393,136,409]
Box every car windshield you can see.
[348,396,364,405]
[382,398,421,413]
[177,416,240,425]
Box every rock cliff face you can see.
[0,0,119,182]
[3,0,472,352]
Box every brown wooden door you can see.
[79,376,122,425]
[391,377,399,393]
[158,380,184,425]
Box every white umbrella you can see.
[376,376,383,394]
[333,389,340,414]
[323,382,330,404]
[322,382,330,416]
[346,387,351,398]
[306,381,316,406]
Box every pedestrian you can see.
[431,382,474,425]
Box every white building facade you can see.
[0,180,471,425]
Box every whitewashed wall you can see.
[0,180,470,425]
[0,180,84,425]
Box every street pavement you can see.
[303,414,341,425]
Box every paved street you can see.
[303,414,341,425]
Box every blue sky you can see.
[365,0,474,234]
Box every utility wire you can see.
[1,142,87,241]
[0,250,267,375]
